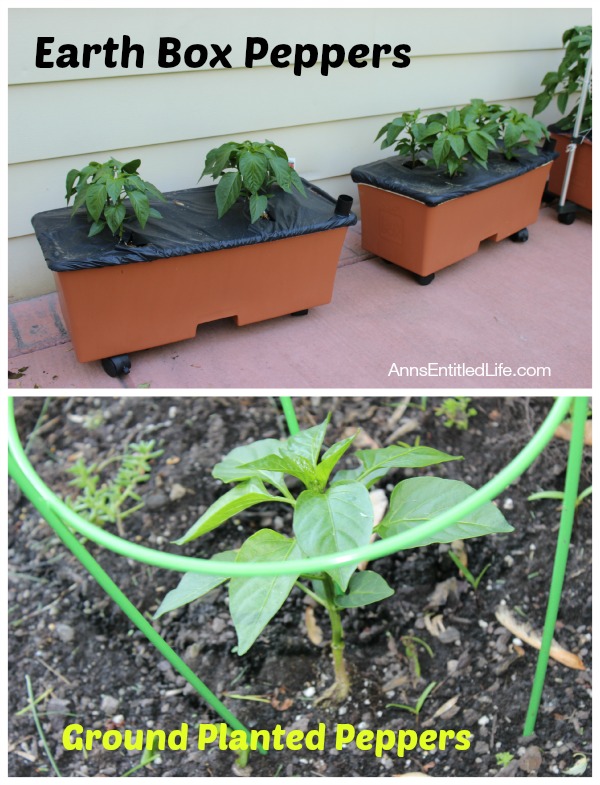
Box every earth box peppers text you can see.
[35,36,411,75]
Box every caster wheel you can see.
[291,309,309,317]
[558,212,576,225]
[509,228,529,243]
[415,272,435,286]
[541,187,556,204]
[101,354,131,377]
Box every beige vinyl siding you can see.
[8,8,591,301]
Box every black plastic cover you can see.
[351,148,557,207]
[32,180,357,272]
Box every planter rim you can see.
[548,122,592,144]
[32,179,356,273]
[351,148,556,207]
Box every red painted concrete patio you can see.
[8,207,591,390]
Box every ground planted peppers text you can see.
[62,721,471,758]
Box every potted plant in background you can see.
[31,143,356,377]
[533,25,592,221]
[351,99,555,284]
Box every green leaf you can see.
[448,134,466,159]
[65,169,79,201]
[294,482,374,591]
[70,183,89,214]
[128,190,150,229]
[249,192,268,224]
[240,452,317,490]
[330,467,363,486]
[423,121,444,138]
[503,122,522,150]
[385,118,405,146]
[378,477,513,546]
[87,220,106,237]
[124,175,146,193]
[557,91,569,115]
[315,433,358,490]
[215,171,242,218]
[143,180,167,202]
[242,417,332,488]
[104,204,124,235]
[264,139,288,160]
[466,131,490,161]
[239,150,268,194]
[77,164,98,181]
[201,144,233,179]
[174,479,277,544]
[153,550,237,618]
[375,121,390,143]
[288,167,306,197]
[122,159,141,174]
[353,445,462,489]
[335,570,394,608]
[432,137,450,168]
[265,153,292,192]
[532,92,552,116]
[213,438,285,491]
[286,416,330,468]
[447,108,461,132]
[85,183,107,222]
[229,530,301,654]
[105,176,123,205]
[447,158,460,176]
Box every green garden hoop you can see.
[7,396,589,748]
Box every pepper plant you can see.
[65,158,166,238]
[532,26,592,133]
[201,140,306,223]
[375,109,446,169]
[376,99,547,177]
[155,416,512,702]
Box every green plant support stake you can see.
[522,396,589,737]
[279,396,300,435]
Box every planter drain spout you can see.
[334,194,353,216]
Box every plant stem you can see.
[321,576,350,701]
[294,581,328,608]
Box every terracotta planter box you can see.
[32,183,355,373]
[351,149,556,283]
[547,127,592,211]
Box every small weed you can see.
[25,675,62,777]
[495,751,515,768]
[528,486,592,508]
[387,681,437,719]
[448,550,491,591]
[434,397,477,430]
[66,440,163,536]
[407,396,428,412]
[400,635,434,682]
[121,740,161,777]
